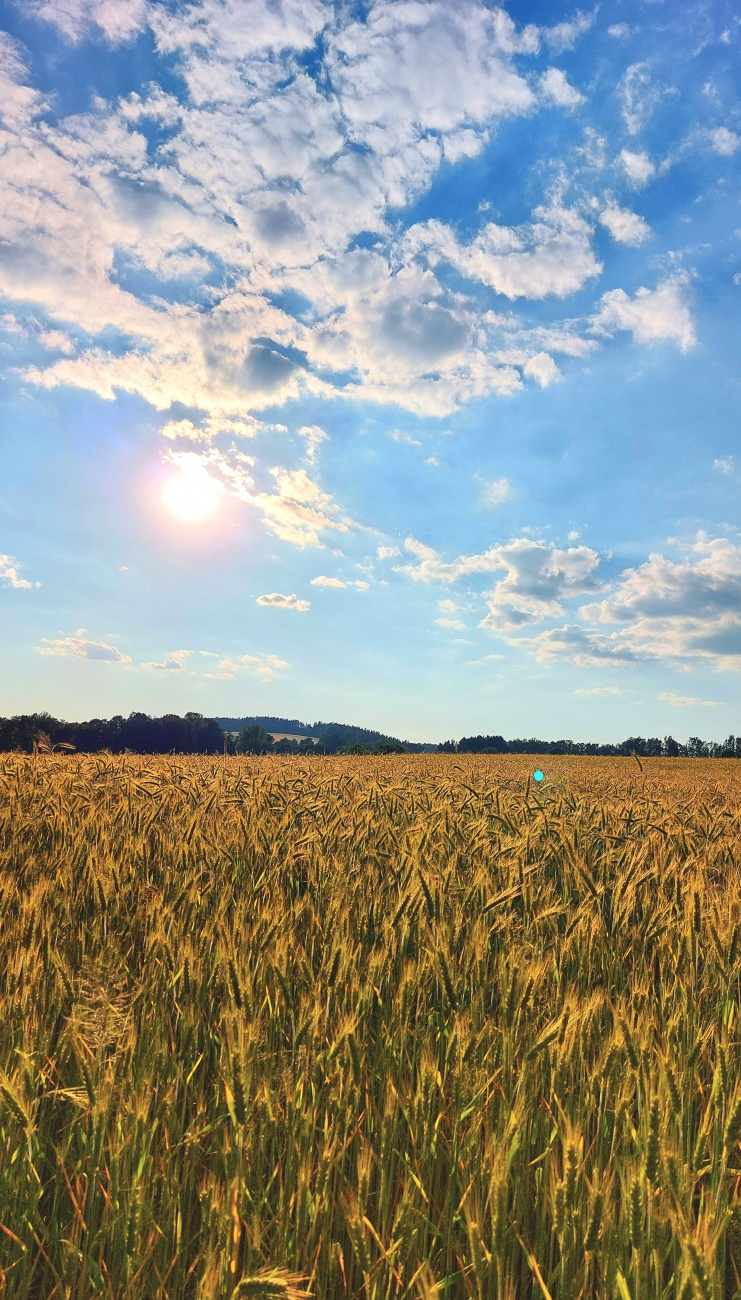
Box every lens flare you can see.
[533,770,544,782]
[162,465,221,523]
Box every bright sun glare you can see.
[162,466,221,523]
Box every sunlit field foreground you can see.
[2,755,741,1300]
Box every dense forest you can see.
[0,712,739,757]
[217,716,433,752]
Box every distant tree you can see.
[458,734,507,754]
[686,736,709,758]
[663,735,684,757]
[236,725,273,754]
[339,743,370,754]
[437,740,457,753]
[375,741,405,754]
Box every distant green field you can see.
[1,754,740,1299]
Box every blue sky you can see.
[1,0,740,743]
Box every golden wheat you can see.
[0,752,739,1298]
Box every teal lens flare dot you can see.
[533,770,544,782]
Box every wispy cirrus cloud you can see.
[202,651,289,684]
[658,691,717,707]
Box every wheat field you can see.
[1,753,740,1300]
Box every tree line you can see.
[0,713,738,758]
[0,712,225,755]
[438,734,741,758]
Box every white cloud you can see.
[203,651,289,684]
[592,277,696,352]
[714,456,735,475]
[599,204,651,246]
[436,617,466,629]
[710,127,740,157]
[424,456,440,466]
[160,414,272,442]
[162,447,353,548]
[438,599,459,613]
[0,0,692,431]
[377,545,401,560]
[310,575,368,590]
[619,63,667,135]
[539,68,584,109]
[298,424,328,463]
[141,649,192,671]
[256,592,310,611]
[39,329,76,354]
[311,575,346,588]
[608,23,630,38]
[658,692,716,708]
[477,475,512,506]
[508,623,636,666]
[523,352,561,386]
[37,629,131,661]
[0,553,39,589]
[578,533,741,670]
[542,10,595,52]
[574,685,622,695]
[619,149,655,186]
[398,535,603,630]
[24,0,149,44]
[408,203,601,301]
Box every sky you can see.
[0,0,740,744]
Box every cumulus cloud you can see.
[710,127,740,156]
[37,629,131,661]
[619,149,655,186]
[310,576,368,589]
[523,352,561,386]
[408,203,601,302]
[578,534,741,670]
[539,68,584,109]
[658,692,717,707]
[141,649,193,670]
[599,204,651,245]
[398,535,604,630]
[0,553,39,589]
[714,456,735,475]
[377,545,401,560]
[23,0,149,44]
[592,277,696,352]
[508,623,637,666]
[256,593,311,611]
[0,0,699,429]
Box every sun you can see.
[162,464,221,523]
